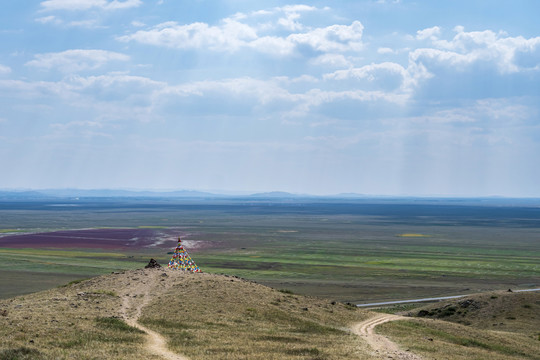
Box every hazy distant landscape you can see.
[1,193,538,303]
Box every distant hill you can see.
[333,193,368,198]
[0,190,50,199]
[410,289,539,334]
[373,290,540,360]
[248,191,303,198]
[2,189,222,199]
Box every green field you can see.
[0,199,539,302]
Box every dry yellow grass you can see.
[377,290,540,360]
[0,271,147,359]
[139,271,371,359]
[0,268,372,359]
[409,290,540,335]
[378,318,540,360]
[397,233,430,237]
[1,268,537,360]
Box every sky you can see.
[0,0,539,196]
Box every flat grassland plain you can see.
[0,197,539,303]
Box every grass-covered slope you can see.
[376,290,540,360]
[0,268,371,360]
[139,272,369,359]
[0,272,146,360]
[378,319,539,360]
[411,290,539,334]
[1,267,538,360]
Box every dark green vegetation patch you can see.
[0,347,44,360]
[95,317,144,333]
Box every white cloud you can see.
[25,49,130,72]
[377,47,395,54]
[279,5,319,13]
[273,75,319,84]
[416,26,441,41]
[277,13,302,31]
[158,77,295,106]
[118,20,258,52]
[51,120,103,130]
[0,71,408,125]
[273,5,320,31]
[0,64,11,75]
[311,54,352,67]
[35,15,103,28]
[413,27,540,73]
[40,0,142,11]
[131,20,145,27]
[35,15,61,24]
[326,62,400,80]
[260,21,364,54]
[248,36,296,55]
[118,6,363,56]
[289,21,364,52]
[324,61,431,95]
[232,4,318,23]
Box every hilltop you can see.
[1,268,538,360]
[0,268,371,360]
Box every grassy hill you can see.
[411,290,539,334]
[1,267,538,360]
[0,268,371,360]
[376,290,540,360]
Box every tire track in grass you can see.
[120,269,190,360]
[352,314,422,360]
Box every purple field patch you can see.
[0,228,182,250]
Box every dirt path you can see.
[120,269,190,360]
[352,314,422,360]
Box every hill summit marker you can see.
[168,238,201,272]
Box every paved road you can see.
[356,288,540,307]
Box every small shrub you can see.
[285,347,321,356]
[294,320,344,335]
[0,347,44,360]
[93,290,117,297]
[140,318,192,330]
[56,338,84,349]
[439,306,457,317]
[95,317,144,333]
[278,289,294,294]
[257,335,305,343]
[59,278,89,288]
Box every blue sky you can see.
[1,0,539,196]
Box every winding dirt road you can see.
[352,314,422,360]
[120,270,190,360]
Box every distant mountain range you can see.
[0,189,221,199]
[1,189,537,205]
[0,189,373,200]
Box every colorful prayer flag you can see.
[168,237,201,272]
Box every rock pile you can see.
[145,258,162,269]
